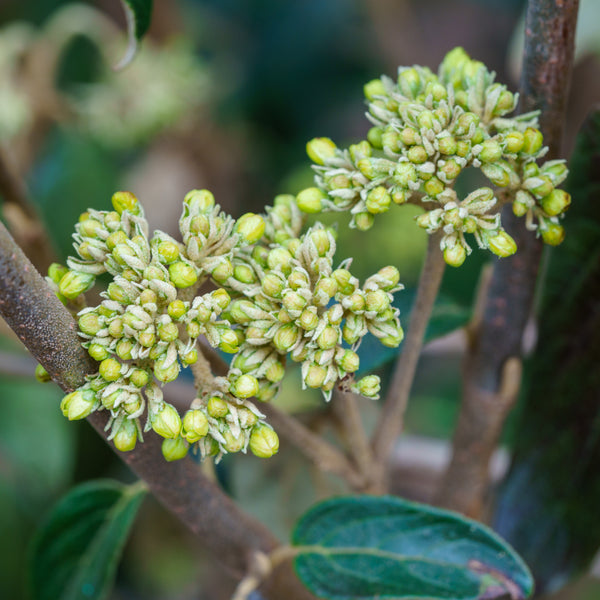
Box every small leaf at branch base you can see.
[292,495,533,600]
[115,0,154,70]
[29,479,147,600]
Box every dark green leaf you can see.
[115,0,154,69]
[494,109,600,593]
[30,479,147,600]
[293,495,533,600]
[357,291,470,374]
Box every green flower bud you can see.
[152,403,182,439]
[541,222,565,246]
[107,282,134,304]
[58,271,95,299]
[233,264,256,284]
[394,162,417,188]
[298,307,320,331]
[424,177,445,197]
[207,395,229,418]
[138,329,156,348]
[365,187,392,214]
[398,67,422,97]
[35,364,52,383]
[107,318,123,339]
[296,187,325,214]
[354,212,375,231]
[338,349,360,373]
[154,359,180,383]
[367,126,384,149]
[113,419,137,452]
[157,240,180,264]
[78,312,103,336]
[437,135,457,156]
[167,300,187,320]
[235,213,266,244]
[48,263,69,284]
[182,409,209,443]
[541,160,568,186]
[190,215,210,237]
[407,145,428,164]
[282,291,308,315]
[332,268,356,295]
[267,248,293,273]
[211,259,234,284]
[155,321,177,343]
[486,230,517,258]
[304,363,327,388]
[249,425,279,458]
[309,229,332,256]
[218,328,240,354]
[162,437,189,461]
[265,361,286,383]
[273,323,301,353]
[455,140,471,157]
[375,266,401,291]
[317,325,339,350]
[169,262,198,288]
[443,243,467,267]
[478,140,503,163]
[104,231,126,252]
[88,343,109,361]
[306,137,337,165]
[504,131,524,153]
[229,375,258,398]
[540,189,571,216]
[525,175,554,199]
[182,349,198,365]
[381,128,401,153]
[99,358,122,382]
[78,218,104,238]
[365,289,390,314]
[481,161,513,188]
[116,339,134,360]
[223,430,245,453]
[130,369,150,388]
[65,389,97,420]
[123,395,143,415]
[184,189,215,213]
[349,141,372,163]
[522,128,544,155]
[211,289,230,311]
[354,374,380,398]
[112,191,141,215]
[364,78,386,100]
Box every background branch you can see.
[435,0,580,518]
[0,220,315,600]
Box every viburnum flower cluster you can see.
[296,47,570,267]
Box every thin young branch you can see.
[371,232,446,480]
[0,221,315,600]
[0,148,57,272]
[435,0,580,517]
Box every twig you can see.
[332,389,381,492]
[0,220,316,600]
[371,232,446,484]
[0,148,57,272]
[435,0,580,517]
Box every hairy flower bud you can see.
[112,191,141,215]
[59,271,95,299]
[236,213,266,244]
[169,262,198,288]
[249,425,279,458]
[207,396,229,418]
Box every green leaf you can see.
[292,495,533,600]
[29,479,147,600]
[357,291,470,374]
[115,0,154,69]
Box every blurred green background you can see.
[1,0,600,598]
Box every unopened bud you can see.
[59,271,95,299]
[184,189,215,213]
[486,230,517,258]
[182,409,209,443]
[152,403,182,439]
[162,437,189,461]
[113,419,137,452]
[296,188,325,214]
[443,243,467,267]
[112,191,141,215]
[236,213,266,244]
[354,375,380,398]
[306,137,337,165]
[540,189,571,216]
[541,222,565,246]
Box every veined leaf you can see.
[115,0,154,69]
[292,495,533,600]
[29,479,147,600]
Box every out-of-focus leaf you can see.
[292,495,534,600]
[30,479,147,600]
[493,108,600,594]
[357,290,470,374]
[115,0,154,69]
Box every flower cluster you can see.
[51,189,404,461]
[297,47,571,267]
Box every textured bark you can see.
[436,0,580,517]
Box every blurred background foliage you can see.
[0,0,600,598]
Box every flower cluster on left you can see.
[45,189,405,462]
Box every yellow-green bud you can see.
[317,326,339,350]
[130,369,150,388]
[504,131,524,153]
[306,137,337,165]
[541,161,568,185]
[182,349,198,365]
[273,323,301,352]
[296,187,325,214]
[367,126,384,149]
[338,350,360,373]
[58,271,95,299]
[267,248,293,273]
[154,360,180,383]
[265,361,286,383]
[299,307,319,331]
[182,409,209,443]
[156,322,177,343]
[478,140,503,163]
[231,374,260,399]
[157,241,180,264]
[407,145,428,164]
[184,189,215,213]
[48,263,69,284]
[332,268,356,295]
[424,177,445,197]
[366,187,392,214]
[282,291,308,315]
[34,363,51,383]
[207,395,229,418]
[541,222,565,246]
[437,136,457,156]
[168,262,198,288]
[152,403,182,439]
[65,390,97,420]
[167,300,187,320]
[522,128,544,155]
[88,344,109,361]
[162,437,189,461]
[487,230,517,258]
[349,141,372,163]
[223,430,245,453]
[249,425,279,458]
[376,266,401,291]
[366,289,390,314]
[305,364,328,388]
[262,273,286,298]
[113,419,137,452]
[398,67,422,97]
[394,162,417,187]
[99,358,122,381]
[138,329,156,348]
[354,212,374,231]
[112,191,141,215]
[540,189,571,216]
[364,78,386,100]
[382,128,401,152]
[355,375,380,398]
[78,312,103,336]
[236,213,266,244]
[443,243,467,267]
[233,264,256,284]
[309,229,332,256]
[525,175,554,199]
[288,269,310,290]
[211,259,234,284]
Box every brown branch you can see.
[435,0,580,517]
[0,221,315,599]
[371,231,446,487]
[0,148,57,272]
